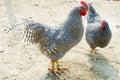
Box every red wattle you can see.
[79,9,86,16]
[81,12,86,16]
[100,20,105,30]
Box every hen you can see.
[86,3,112,60]
[23,1,88,76]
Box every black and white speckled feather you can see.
[23,6,84,61]
[86,3,112,49]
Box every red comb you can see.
[100,20,106,30]
[80,1,88,10]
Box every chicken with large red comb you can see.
[7,1,89,78]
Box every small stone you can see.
[0,51,4,53]
[34,4,38,6]
[116,25,120,28]
[4,29,7,31]
[29,17,32,19]
[29,57,32,59]
[109,46,113,49]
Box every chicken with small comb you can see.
[86,3,112,61]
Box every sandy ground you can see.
[0,0,120,80]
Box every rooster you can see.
[24,1,88,75]
[23,1,88,77]
[86,3,112,61]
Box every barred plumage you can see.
[86,3,112,60]
[20,1,89,75]
[86,3,112,49]
[23,6,85,61]
[6,1,89,76]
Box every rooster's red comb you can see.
[80,1,88,10]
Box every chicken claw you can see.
[91,49,98,61]
[56,60,68,73]
[48,60,60,78]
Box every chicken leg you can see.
[56,60,68,72]
[48,60,60,78]
[90,49,98,52]
[91,49,98,61]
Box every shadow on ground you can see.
[41,69,72,80]
[41,59,95,80]
[87,52,119,80]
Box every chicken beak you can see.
[86,9,89,13]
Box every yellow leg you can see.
[56,60,68,72]
[51,60,55,71]
[48,60,60,78]
[90,49,98,52]
[91,49,97,61]
[48,60,56,70]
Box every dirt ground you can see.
[0,0,120,80]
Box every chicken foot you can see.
[91,49,98,61]
[48,60,60,78]
[56,60,68,73]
